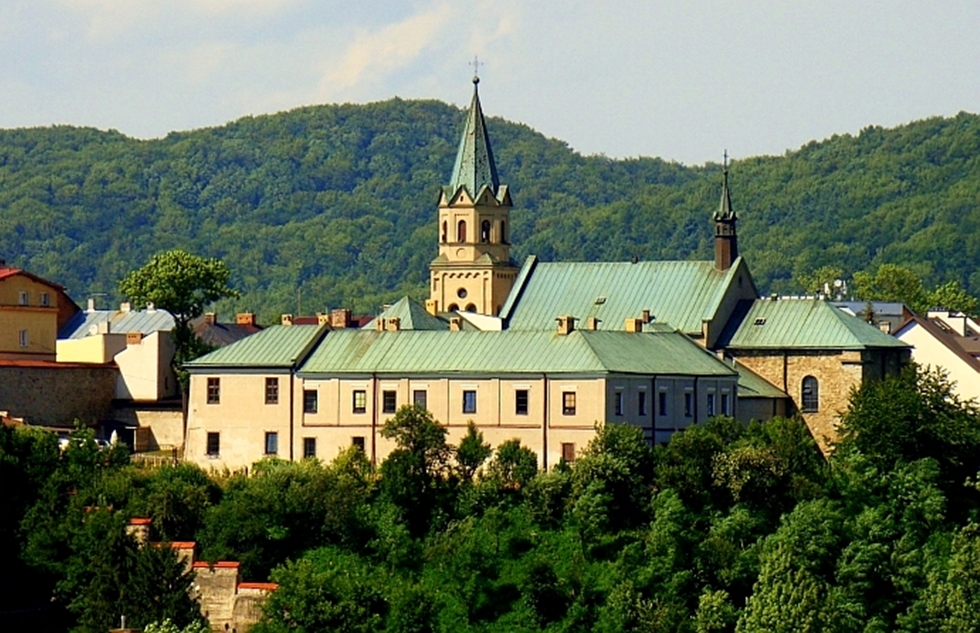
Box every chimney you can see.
[641,309,651,324]
[449,316,462,331]
[425,299,439,316]
[586,317,600,331]
[146,302,156,313]
[120,302,131,313]
[878,321,891,334]
[126,332,143,345]
[316,313,330,326]
[375,318,385,332]
[236,312,256,326]
[97,321,111,335]
[281,314,294,326]
[386,317,401,332]
[625,317,643,332]
[204,312,217,325]
[331,308,352,329]
[556,315,575,335]
[87,297,96,312]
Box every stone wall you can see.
[0,362,116,427]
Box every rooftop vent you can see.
[753,317,767,326]
[595,296,606,305]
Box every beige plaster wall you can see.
[899,325,980,403]
[115,331,177,401]
[57,333,127,364]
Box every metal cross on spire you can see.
[723,149,729,172]
[471,55,483,84]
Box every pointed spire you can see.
[448,76,500,198]
[715,151,736,221]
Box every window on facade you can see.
[462,390,477,414]
[303,437,316,459]
[206,432,220,456]
[562,391,576,415]
[353,390,367,414]
[18,330,28,348]
[265,432,278,455]
[265,377,279,405]
[481,220,490,243]
[207,378,220,404]
[304,389,318,414]
[659,391,668,416]
[40,292,50,307]
[721,393,730,416]
[352,436,365,453]
[614,391,624,416]
[383,390,397,413]
[413,390,427,410]
[561,442,576,463]
[18,290,27,305]
[457,220,467,243]
[500,220,507,243]
[684,392,693,418]
[801,376,819,412]
[707,393,715,417]
[638,391,647,416]
[516,389,529,415]
[441,221,447,242]
[464,303,477,312]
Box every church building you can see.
[183,78,908,469]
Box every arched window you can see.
[464,303,477,312]
[447,303,459,312]
[500,220,506,244]
[801,376,819,412]
[441,221,447,243]
[480,220,491,243]
[457,220,466,243]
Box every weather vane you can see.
[471,56,483,83]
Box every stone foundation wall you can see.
[0,363,116,426]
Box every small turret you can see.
[714,152,738,271]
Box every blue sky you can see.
[2,1,978,165]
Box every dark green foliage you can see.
[5,105,980,322]
[11,371,980,631]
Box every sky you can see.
[1,0,978,165]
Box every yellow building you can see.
[0,263,79,361]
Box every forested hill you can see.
[1,100,979,321]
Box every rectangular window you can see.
[721,393,730,416]
[638,391,647,416]
[516,389,529,415]
[207,378,220,404]
[707,393,715,417]
[18,290,27,306]
[206,432,220,456]
[462,390,477,414]
[304,389,318,414]
[658,391,668,417]
[562,391,576,415]
[40,292,50,307]
[18,330,28,348]
[352,390,366,414]
[684,392,693,418]
[352,436,365,453]
[561,442,576,463]
[265,377,279,405]
[413,390,427,409]
[614,391,624,416]
[303,437,316,459]
[264,432,278,455]
[383,390,397,413]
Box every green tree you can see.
[118,249,237,382]
[928,280,979,317]
[852,264,929,313]
[794,265,844,296]
[454,421,491,483]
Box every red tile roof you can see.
[192,561,240,569]
[238,582,279,591]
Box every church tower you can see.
[428,77,518,316]
[714,155,738,271]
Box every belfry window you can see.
[801,376,819,412]
[500,220,506,243]
[457,220,467,243]
[481,220,491,243]
[441,221,448,242]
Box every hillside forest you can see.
[4,366,980,631]
[2,100,980,321]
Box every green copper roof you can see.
[503,258,748,335]
[362,297,447,331]
[299,329,736,377]
[446,78,500,198]
[718,299,910,350]
[186,324,326,369]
